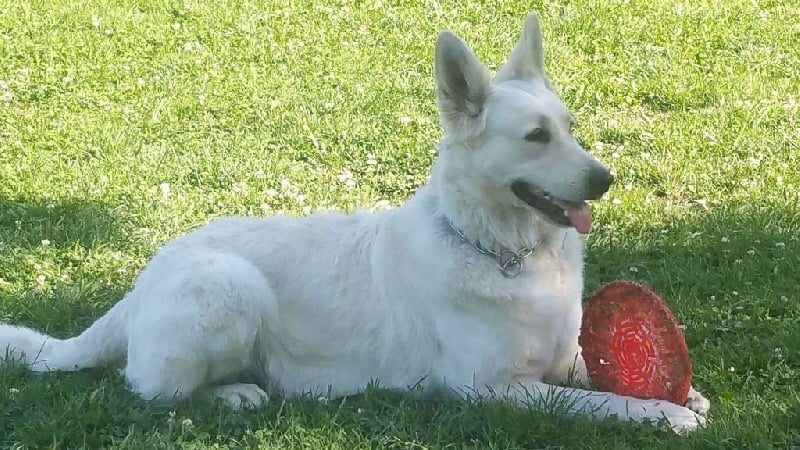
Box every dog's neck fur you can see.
[427,152,565,255]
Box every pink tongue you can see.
[565,203,591,234]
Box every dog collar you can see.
[446,219,539,278]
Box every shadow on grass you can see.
[0,199,798,448]
[585,199,799,372]
[0,195,131,333]
[0,195,127,250]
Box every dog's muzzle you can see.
[511,167,614,234]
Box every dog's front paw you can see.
[638,399,706,434]
[685,386,711,417]
[660,404,706,434]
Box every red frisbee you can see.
[579,280,691,405]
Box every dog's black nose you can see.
[587,167,614,198]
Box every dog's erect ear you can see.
[434,30,492,130]
[495,12,546,82]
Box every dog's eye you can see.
[524,128,550,143]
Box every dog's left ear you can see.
[495,12,547,82]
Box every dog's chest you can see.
[432,245,584,385]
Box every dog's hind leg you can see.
[122,249,275,409]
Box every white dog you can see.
[0,12,709,433]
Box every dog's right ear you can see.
[434,31,492,131]
[495,12,547,83]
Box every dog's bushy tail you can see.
[0,300,128,372]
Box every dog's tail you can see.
[0,299,129,372]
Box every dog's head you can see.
[434,12,613,234]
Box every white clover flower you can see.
[232,181,247,193]
[183,41,201,51]
[338,169,356,188]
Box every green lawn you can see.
[1,0,799,447]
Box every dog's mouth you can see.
[511,181,592,234]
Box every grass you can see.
[1,0,799,447]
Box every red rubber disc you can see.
[579,280,691,405]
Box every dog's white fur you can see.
[0,13,709,433]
